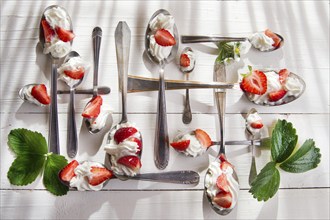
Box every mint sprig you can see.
[7,129,69,196]
[249,119,321,201]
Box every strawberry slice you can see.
[268,89,287,102]
[154,29,176,46]
[278,69,290,85]
[170,140,191,151]
[240,69,267,95]
[219,154,234,170]
[55,26,75,42]
[114,127,138,144]
[195,129,212,148]
[64,67,85,80]
[41,19,55,43]
[216,174,230,193]
[213,191,233,209]
[82,95,103,118]
[265,29,281,48]
[219,153,227,162]
[31,84,51,105]
[117,156,142,172]
[180,54,190,67]
[59,160,79,182]
[128,137,143,155]
[88,167,113,186]
[250,120,264,129]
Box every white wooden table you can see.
[1,1,329,219]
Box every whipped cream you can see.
[205,158,239,210]
[246,112,263,135]
[104,122,141,176]
[173,132,206,157]
[180,50,196,72]
[87,104,112,132]
[148,13,175,61]
[249,32,274,51]
[43,38,71,58]
[58,56,88,87]
[21,84,47,106]
[69,161,106,191]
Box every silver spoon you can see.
[180,47,196,124]
[57,86,111,95]
[181,32,284,52]
[204,61,239,215]
[61,51,84,158]
[84,27,104,134]
[105,21,144,181]
[18,83,49,105]
[39,5,73,154]
[145,9,179,169]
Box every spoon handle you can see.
[131,171,200,184]
[182,74,192,124]
[67,88,77,158]
[49,61,60,154]
[92,27,102,96]
[181,35,247,43]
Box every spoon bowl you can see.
[18,83,39,102]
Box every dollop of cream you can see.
[173,132,206,157]
[246,112,263,135]
[43,38,71,58]
[180,50,196,72]
[249,32,274,51]
[44,6,70,30]
[58,56,88,87]
[87,104,112,132]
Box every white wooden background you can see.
[1,1,329,219]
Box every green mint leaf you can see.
[249,161,280,201]
[43,153,69,196]
[279,139,321,173]
[8,128,48,156]
[216,42,235,63]
[271,120,298,163]
[7,155,45,185]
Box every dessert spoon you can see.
[39,5,73,154]
[57,86,110,95]
[181,32,284,52]
[145,9,179,169]
[180,47,196,124]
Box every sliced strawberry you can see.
[250,120,264,129]
[180,53,190,67]
[128,137,143,155]
[88,167,113,186]
[240,69,267,95]
[216,174,230,193]
[41,19,55,43]
[268,89,287,102]
[55,26,75,42]
[31,84,51,105]
[219,154,234,170]
[219,153,227,162]
[59,160,79,182]
[213,191,232,209]
[114,127,138,144]
[278,69,290,85]
[82,95,103,118]
[117,155,142,172]
[170,140,191,151]
[154,29,176,46]
[265,29,281,48]
[195,129,212,148]
[64,67,85,79]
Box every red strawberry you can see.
[241,69,267,95]
[88,167,113,186]
[59,160,79,182]
[114,127,138,144]
[128,137,143,155]
[268,89,287,102]
[180,54,190,67]
[31,84,51,105]
[195,129,212,148]
[216,174,230,193]
[170,140,191,151]
[250,120,264,129]
[117,156,142,172]
[213,191,233,209]
[219,154,234,170]
[154,29,176,46]
[265,29,281,48]
[55,26,75,42]
[278,69,289,84]
[82,95,103,118]
[219,153,227,162]
[64,67,85,79]
[41,19,55,43]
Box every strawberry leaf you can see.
[249,161,280,201]
[279,139,321,173]
[271,120,298,163]
[43,153,69,196]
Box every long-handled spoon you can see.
[181,32,284,52]
[39,5,73,154]
[57,86,110,95]
[145,9,179,169]
[180,47,196,124]
[62,51,84,158]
